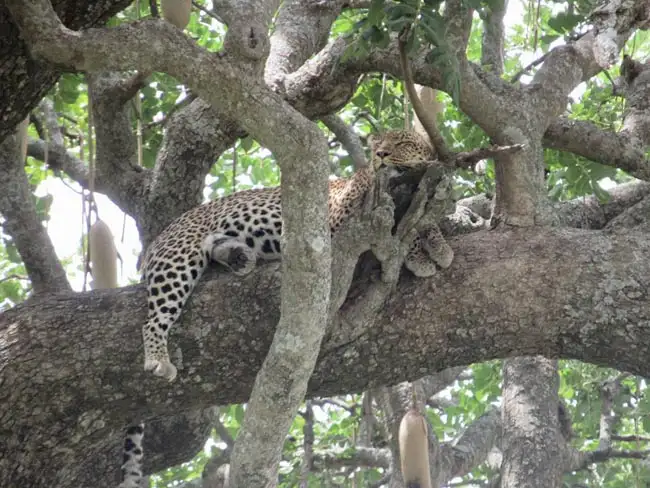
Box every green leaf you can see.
[233,404,245,426]
[239,135,255,152]
[548,12,583,34]
[367,0,386,26]
[34,194,53,222]
[386,2,417,23]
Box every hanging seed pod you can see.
[160,0,192,30]
[399,408,432,488]
[89,219,119,289]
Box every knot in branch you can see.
[223,22,270,63]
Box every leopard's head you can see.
[369,130,435,174]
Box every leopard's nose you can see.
[376,150,391,159]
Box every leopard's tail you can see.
[117,423,145,488]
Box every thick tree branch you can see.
[27,137,93,188]
[142,97,244,248]
[442,0,473,57]
[566,447,650,472]
[620,53,650,147]
[480,0,507,75]
[264,0,342,89]
[589,1,650,69]
[531,0,649,126]
[87,72,148,216]
[419,366,467,399]
[554,180,650,229]
[312,446,391,470]
[544,118,650,180]
[5,224,650,486]
[597,374,626,452]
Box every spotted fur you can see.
[117,424,144,488]
[141,130,454,382]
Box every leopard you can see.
[140,129,454,384]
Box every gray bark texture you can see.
[3,215,650,486]
[2,0,650,487]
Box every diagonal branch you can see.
[531,0,649,126]
[321,114,368,169]
[438,409,501,483]
[0,125,71,294]
[544,117,650,181]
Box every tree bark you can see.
[500,357,564,487]
[0,0,133,142]
[3,221,650,486]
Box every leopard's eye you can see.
[395,141,414,149]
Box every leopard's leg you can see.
[118,424,144,488]
[142,233,258,381]
[208,234,257,276]
[404,234,438,278]
[404,224,454,277]
[143,239,212,381]
[421,224,454,269]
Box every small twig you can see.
[449,143,526,170]
[389,143,524,174]
[299,401,315,487]
[510,52,549,83]
[148,0,158,17]
[57,174,84,195]
[213,415,235,451]
[310,398,357,415]
[611,434,650,443]
[142,93,197,131]
[0,274,30,284]
[192,0,223,22]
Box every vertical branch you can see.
[597,375,626,452]
[481,0,508,75]
[224,3,333,484]
[500,357,563,488]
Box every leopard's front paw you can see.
[424,240,454,269]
